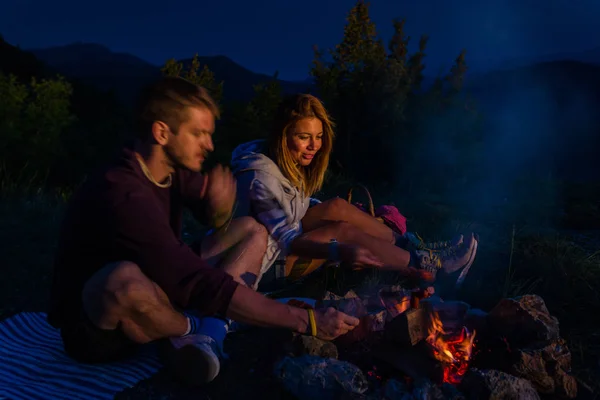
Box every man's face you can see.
[164,106,215,172]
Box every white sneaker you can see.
[160,334,224,386]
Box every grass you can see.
[1,175,600,396]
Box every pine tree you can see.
[446,49,468,95]
[161,54,224,105]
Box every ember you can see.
[426,310,476,385]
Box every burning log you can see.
[372,341,444,383]
[382,287,435,347]
[384,307,428,347]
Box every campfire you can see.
[425,310,476,385]
[273,287,580,400]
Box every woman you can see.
[231,94,478,287]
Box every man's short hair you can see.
[134,77,220,140]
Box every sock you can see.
[395,233,410,249]
[181,313,230,346]
[181,313,203,336]
[408,250,421,268]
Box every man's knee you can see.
[83,261,162,317]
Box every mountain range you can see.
[2,38,599,184]
[22,42,600,108]
[27,42,312,107]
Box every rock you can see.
[511,347,555,393]
[426,300,471,334]
[552,368,578,399]
[366,308,387,332]
[274,355,369,400]
[355,284,411,319]
[440,383,467,400]
[464,308,488,335]
[335,309,388,347]
[411,378,446,400]
[320,290,368,319]
[488,295,560,347]
[381,379,466,400]
[322,290,360,304]
[510,338,577,398]
[459,369,540,400]
[338,298,369,318]
[292,335,339,359]
[381,379,413,400]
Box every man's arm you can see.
[112,191,237,315]
[179,168,234,230]
[226,284,360,341]
[113,191,359,340]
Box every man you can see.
[47,77,359,385]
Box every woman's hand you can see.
[339,244,384,269]
[313,307,360,341]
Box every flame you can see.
[426,311,476,384]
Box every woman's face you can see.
[287,117,323,166]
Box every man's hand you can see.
[313,307,360,341]
[339,244,384,269]
[205,165,236,227]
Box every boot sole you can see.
[160,342,220,386]
[455,238,478,288]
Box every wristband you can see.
[307,309,317,337]
[212,211,232,229]
[328,239,340,262]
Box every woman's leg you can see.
[284,220,411,278]
[199,217,268,288]
[284,220,477,279]
[302,197,395,243]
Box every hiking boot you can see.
[405,232,464,251]
[415,233,478,278]
[159,334,225,386]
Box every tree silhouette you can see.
[311,0,480,189]
[161,54,224,106]
[0,72,76,189]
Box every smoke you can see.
[406,61,600,228]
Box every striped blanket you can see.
[0,312,162,400]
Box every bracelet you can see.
[307,309,317,337]
[328,239,340,262]
[212,202,237,231]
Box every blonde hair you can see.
[267,94,335,196]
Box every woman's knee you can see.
[235,216,268,242]
[321,197,351,219]
[319,220,356,239]
[232,216,266,233]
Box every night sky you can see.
[2,0,598,80]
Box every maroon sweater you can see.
[48,146,239,327]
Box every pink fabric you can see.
[351,202,408,235]
[375,205,408,235]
